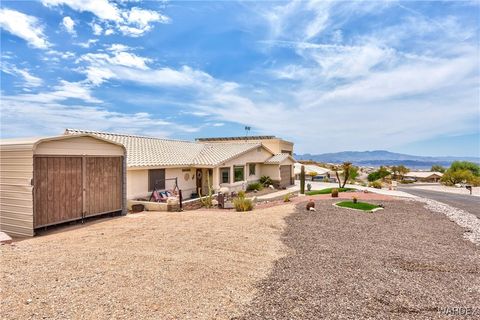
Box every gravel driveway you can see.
[1,205,294,320]
[236,200,480,319]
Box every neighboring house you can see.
[404,171,443,183]
[294,163,330,181]
[65,130,295,200]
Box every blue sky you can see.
[1,0,479,156]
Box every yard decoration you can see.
[306,200,315,211]
[331,188,339,198]
[307,183,312,191]
[352,196,358,204]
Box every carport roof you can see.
[65,129,265,168]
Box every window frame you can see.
[234,165,245,182]
[220,167,230,184]
[249,163,256,176]
[148,169,166,191]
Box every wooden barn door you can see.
[84,157,123,217]
[33,157,83,227]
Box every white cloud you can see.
[0,8,50,49]
[1,63,43,87]
[42,0,170,37]
[211,123,225,127]
[62,16,75,34]
[76,39,98,48]
[42,0,121,21]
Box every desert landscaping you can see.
[1,193,479,319]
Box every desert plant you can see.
[300,165,305,194]
[352,196,358,204]
[323,176,330,182]
[283,193,291,202]
[369,181,382,189]
[233,192,253,212]
[246,182,263,191]
[200,173,214,208]
[307,183,312,191]
[259,175,273,187]
[331,188,339,197]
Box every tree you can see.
[431,165,446,173]
[441,169,475,186]
[449,161,480,176]
[391,165,409,181]
[367,166,391,182]
[346,166,359,183]
[333,162,352,188]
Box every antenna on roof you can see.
[244,126,251,141]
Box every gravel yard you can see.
[236,199,480,320]
[0,205,294,320]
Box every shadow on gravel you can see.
[233,199,480,320]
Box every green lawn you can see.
[306,187,354,195]
[335,201,380,211]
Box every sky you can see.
[0,0,479,157]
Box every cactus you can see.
[300,165,305,194]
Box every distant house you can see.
[65,130,295,200]
[294,163,333,181]
[404,171,443,183]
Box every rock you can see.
[26,299,32,304]
[306,201,315,211]
[219,187,229,194]
[212,199,218,206]
[268,185,275,190]
[309,207,316,212]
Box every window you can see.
[281,150,292,155]
[149,169,165,191]
[249,163,256,176]
[234,165,244,182]
[220,167,230,184]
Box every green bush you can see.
[369,181,382,189]
[246,182,263,191]
[233,192,253,212]
[283,193,291,202]
[259,175,273,186]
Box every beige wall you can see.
[165,167,197,198]
[260,164,281,180]
[215,147,272,190]
[35,136,124,156]
[261,139,294,155]
[126,169,148,200]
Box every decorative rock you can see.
[212,199,218,206]
[309,207,316,212]
[306,201,315,211]
[268,185,275,190]
[219,187,229,194]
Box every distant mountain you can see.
[294,150,480,169]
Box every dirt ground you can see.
[0,205,294,320]
[236,199,480,320]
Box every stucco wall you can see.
[261,164,281,180]
[126,169,148,200]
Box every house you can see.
[65,130,295,200]
[404,171,443,183]
[196,135,294,155]
[0,134,126,237]
[294,163,331,181]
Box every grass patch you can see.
[306,188,354,195]
[336,201,380,211]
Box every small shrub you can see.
[233,192,253,212]
[323,176,330,182]
[283,193,291,202]
[352,196,358,204]
[331,188,339,197]
[307,183,312,191]
[369,181,382,189]
[259,175,273,187]
[247,182,263,191]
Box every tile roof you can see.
[65,129,263,168]
[294,163,330,175]
[405,171,443,178]
[264,153,294,164]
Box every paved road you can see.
[398,186,480,219]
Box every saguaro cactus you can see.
[300,165,305,194]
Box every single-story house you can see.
[404,171,443,183]
[65,129,295,200]
[196,135,294,155]
[0,134,126,237]
[294,163,331,181]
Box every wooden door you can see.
[279,165,292,188]
[33,157,83,227]
[84,157,123,217]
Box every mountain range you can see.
[294,150,480,169]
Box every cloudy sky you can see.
[1,0,479,156]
